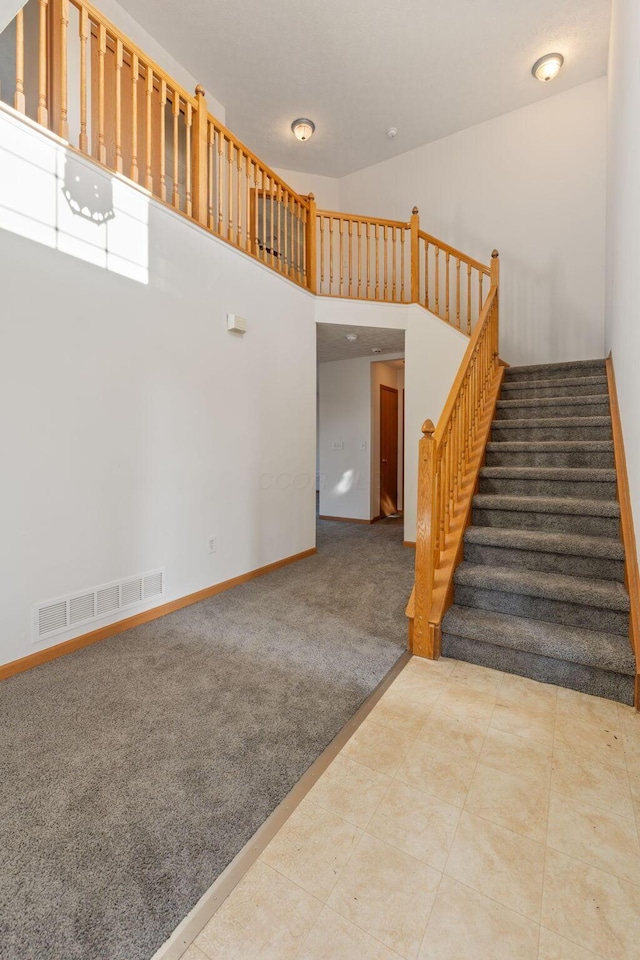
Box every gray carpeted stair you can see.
[442,357,636,704]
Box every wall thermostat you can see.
[227,313,247,333]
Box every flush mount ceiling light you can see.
[291,118,315,142]
[345,333,358,342]
[531,52,564,82]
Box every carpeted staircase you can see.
[442,358,636,704]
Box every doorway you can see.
[380,384,399,518]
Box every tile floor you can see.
[180,656,640,960]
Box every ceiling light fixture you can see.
[345,333,358,342]
[531,52,564,82]
[291,118,315,142]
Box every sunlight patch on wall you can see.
[0,110,148,283]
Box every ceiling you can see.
[123,0,611,178]
[317,324,405,363]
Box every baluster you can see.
[145,65,153,191]
[375,224,380,299]
[171,91,179,205]
[58,0,69,139]
[446,421,454,534]
[131,55,140,182]
[269,176,275,266]
[445,251,450,323]
[37,0,48,127]
[251,162,258,254]
[439,439,446,554]
[97,23,106,163]
[400,228,405,300]
[14,6,25,113]
[320,216,325,292]
[456,259,461,328]
[207,123,215,228]
[383,226,388,300]
[424,240,429,310]
[366,223,371,298]
[329,217,334,294]
[78,7,88,152]
[357,222,362,297]
[159,79,167,200]
[276,183,284,272]
[227,139,233,240]
[392,227,397,301]
[260,168,267,262]
[236,149,242,247]
[114,40,123,173]
[339,218,344,295]
[245,160,252,252]
[185,102,192,217]
[348,220,353,296]
[479,273,484,314]
[434,247,440,315]
[467,262,472,334]
[217,129,224,234]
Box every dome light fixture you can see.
[291,118,315,142]
[531,52,564,82]
[345,333,358,342]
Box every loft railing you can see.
[409,252,503,657]
[1,0,493,332]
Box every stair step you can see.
[504,359,606,382]
[495,395,610,420]
[472,494,621,538]
[485,440,614,469]
[464,526,625,582]
[454,562,630,635]
[491,416,612,442]
[442,607,635,703]
[500,375,609,399]
[478,466,617,501]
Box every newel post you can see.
[410,206,420,303]
[193,84,209,227]
[491,249,500,358]
[306,193,318,293]
[490,248,500,287]
[413,419,439,659]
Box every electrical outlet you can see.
[208,536,217,554]
[360,440,367,451]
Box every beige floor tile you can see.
[433,683,497,724]
[554,715,627,769]
[551,747,634,819]
[480,727,553,784]
[464,762,550,842]
[306,756,391,829]
[342,719,414,777]
[416,705,489,760]
[555,688,620,728]
[538,927,604,959]
[178,945,209,960]
[450,660,506,696]
[629,776,640,823]
[327,833,441,960]
[406,655,457,678]
[260,800,361,900]
[388,668,448,705]
[491,700,555,746]
[498,673,558,713]
[368,692,434,739]
[366,779,461,871]
[418,875,539,960]
[619,712,640,767]
[542,848,640,960]
[547,792,640,885]
[445,811,546,921]
[195,860,322,960]
[396,739,477,808]
[298,905,400,960]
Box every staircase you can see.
[441,358,636,705]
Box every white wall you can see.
[272,168,340,211]
[0,108,315,667]
[338,79,608,367]
[606,0,640,546]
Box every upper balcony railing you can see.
[1,0,495,333]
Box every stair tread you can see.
[464,526,625,560]
[497,395,609,409]
[480,466,616,482]
[442,606,636,676]
[473,494,621,517]
[504,359,606,377]
[492,416,611,428]
[486,441,614,452]
[455,562,630,612]
[501,375,608,392]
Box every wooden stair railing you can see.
[3,0,492,332]
[407,251,503,657]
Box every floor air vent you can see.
[33,568,165,643]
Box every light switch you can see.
[332,440,344,450]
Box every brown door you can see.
[380,385,398,518]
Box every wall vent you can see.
[33,568,165,643]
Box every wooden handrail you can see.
[411,255,501,657]
[606,357,640,709]
[418,230,491,277]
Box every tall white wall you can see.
[0,109,315,667]
[338,80,608,367]
[606,0,640,546]
[272,168,340,211]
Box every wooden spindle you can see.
[348,220,353,296]
[260,168,267,262]
[145,65,153,191]
[466,262,472,334]
[424,240,429,310]
[410,207,420,303]
[392,227,397,301]
[236,149,242,247]
[159,79,167,200]
[375,223,380,299]
[245,160,252,253]
[185,102,192,217]
[435,247,440,315]
[366,223,371,298]
[456,259,461,328]
[282,189,289,274]
[217,129,224,234]
[357,221,362,297]
[479,272,484,315]
[339,218,345,295]
[270,177,276,266]
[329,217,334,294]
[14,6,25,113]
[78,7,88,152]
[306,194,317,291]
[97,23,106,163]
[171,91,179,205]
[114,40,123,173]
[58,0,69,139]
[252,162,259,255]
[193,85,209,226]
[301,203,308,285]
[400,228,405,301]
[445,251,450,323]
[319,215,325,291]
[383,225,388,300]
[227,139,233,240]
[131,55,139,182]
[37,0,48,127]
